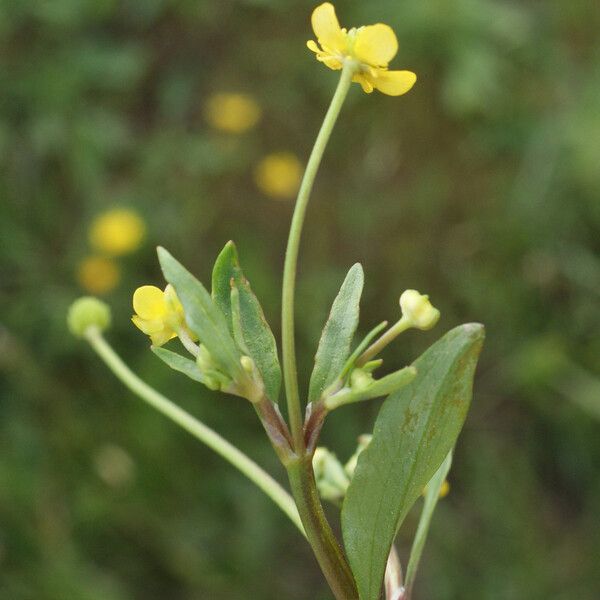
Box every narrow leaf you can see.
[308,264,364,402]
[211,240,238,326]
[152,347,207,384]
[405,452,453,596]
[342,323,484,600]
[325,366,417,410]
[211,241,281,402]
[339,320,388,380]
[157,247,242,378]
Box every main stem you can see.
[281,62,359,599]
[85,327,305,536]
[288,458,358,599]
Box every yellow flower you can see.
[204,92,262,133]
[307,2,417,96]
[132,284,195,347]
[254,152,303,199]
[89,208,146,256]
[77,256,120,295]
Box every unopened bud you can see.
[67,297,111,337]
[313,447,349,502]
[240,355,255,373]
[399,290,440,331]
[196,344,216,372]
[349,368,373,391]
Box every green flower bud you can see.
[349,368,374,391]
[399,289,440,330]
[67,297,111,338]
[196,344,217,372]
[312,447,350,502]
[240,355,255,374]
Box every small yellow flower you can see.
[307,3,416,96]
[132,284,195,347]
[254,152,303,199]
[89,208,146,256]
[204,92,262,133]
[77,256,120,294]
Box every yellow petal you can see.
[312,3,346,52]
[319,55,344,70]
[353,73,374,93]
[132,315,164,335]
[354,24,398,67]
[163,284,183,313]
[133,285,167,319]
[150,329,177,347]
[307,39,320,53]
[372,69,417,96]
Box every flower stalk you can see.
[282,60,355,452]
[84,325,305,536]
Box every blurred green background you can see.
[2,0,600,598]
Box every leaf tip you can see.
[156,246,170,264]
[350,262,365,279]
[461,322,485,341]
[218,240,240,266]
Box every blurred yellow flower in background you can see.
[423,478,450,499]
[254,152,303,200]
[88,208,146,256]
[132,284,196,347]
[439,479,450,498]
[307,2,416,96]
[77,256,121,295]
[204,93,262,133]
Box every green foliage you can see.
[308,264,364,403]
[212,241,281,402]
[2,0,600,597]
[158,247,243,379]
[325,365,417,410]
[342,324,484,599]
[151,346,208,385]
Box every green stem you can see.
[282,61,355,452]
[356,317,411,366]
[280,61,359,599]
[287,458,358,600]
[85,326,305,537]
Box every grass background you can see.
[1,0,600,598]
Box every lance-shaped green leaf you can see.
[157,247,243,379]
[308,263,364,403]
[325,365,417,411]
[211,241,281,402]
[152,347,209,385]
[341,323,484,600]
